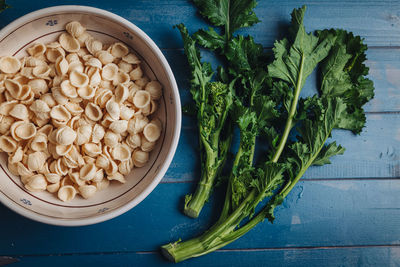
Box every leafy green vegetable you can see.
[193,0,259,50]
[176,24,234,218]
[180,0,267,218]
[267,6,335,162]
[318,29,374,133]
[162,4,374,263]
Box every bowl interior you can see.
[0,8,179,225]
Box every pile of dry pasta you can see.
[0,21,163,201]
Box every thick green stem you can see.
[184,167,217,218]
[162,190,257,262]
[184,130,219,218]
[272,54,305,162]
[212,130,334,254]
[218,145,244,223]
[218,132,256,223]
[162,170,280,263]
[161,237,207,263]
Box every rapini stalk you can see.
[162,4,374,263]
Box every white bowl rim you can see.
[0,5,181,226]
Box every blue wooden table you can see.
[1,0,400,266]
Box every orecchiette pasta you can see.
[69,70,89,87]
[50,105,71,126]
[112,144,131,162]
[0,21,163,202]
[107,172,126,183]
[105,99,120,120]
[32,65,51,79]
[80,163,97,181]
[85,38,103,55]
[101,63,118,81]
[135,76,150,88]
[132,149,149,167]
[11,121,36,140]
[29,79,48,97]
[58,185,77,202]
[9,104,29,120]
[55,56,69,76]
[0,56,21,74]
[82,143,102,157]
[30,133,48,151]
[104,131,120,147]
[145,81,163,100]
[79,185,97,199]
[27,151,47,171]
[96,50,114,65]
[46,47,65,63]
[133,90,151,109]
[94,178,109,191]
[109,120,128,134]
[129,65,143,81]
[45,172,61,184]
[85,102,103,121]
[66,21,86,38]
[96,154,109,169]
[0,135,17,153]
[60,80,78,98]
[46,182,60,193]
[141,136,156,152]
[110,42,129,58]
[9,146,23,164]
[143,120,162,142]
[55,126,77,145]
[59,33,80,53]
[123,53,141,64]
[24,174,47,192]
[27,43,46,57]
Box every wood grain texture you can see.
[7,246,400,267]
[165,113,400,181]
[0,0,399,266]
[1,181,400,255]
[2,0,400,48]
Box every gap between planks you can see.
[161,177,400,184]
[160,46,400,51]
[4,244,400,258]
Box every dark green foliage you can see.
[162,4,374,263]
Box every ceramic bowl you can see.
[0,6,181,226]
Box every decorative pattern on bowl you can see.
[0,5,181,226]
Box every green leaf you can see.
[268,6,335,89]
[225,35,266,72]
[194,28,225,51]
[192,0,259,38]
[254,96,279,130]
[255,162,286,195]
[318,29,374,134]
[312,141,345,166]
[175,23,214,109]
[265,194,284,223]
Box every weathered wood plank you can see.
[7,246,400,267]
[1,0,400,48]
[1,180,400,255]
[0,1,398,265]
[165,113,400,181]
